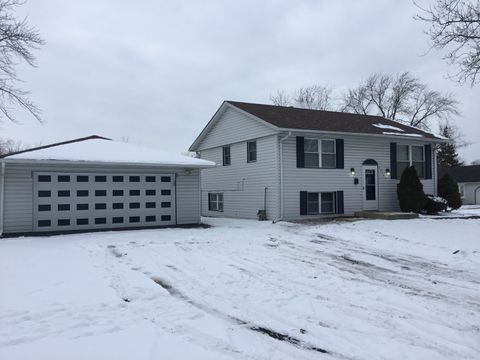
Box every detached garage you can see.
[0,136,215,236]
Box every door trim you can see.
[362,165,379,211]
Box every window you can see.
[146,202,156,208]
[113,203,124,209]
[161,189,171,196]
[38,220,51,227]
[95,218,107,224]
[161,202,171,208]
[129,216,140,223]
[77,175,89,182]
[58,175,70,182]
[222,146,231,166]
[129,202,140,209]
[247,141,257,163]
[112,217,123,224]
[129,189,140,196]
[95,203,107,210]
[77,203,89,210]
[161,215,171,221]
[95,190,107,196]
[208,193,223,212]
[38,191,51,197]
[58,190,70,197]
[321,192,335,214]
[130,176,140,182]
[307,192,319,215]
[77,218,88,225]
[161,176,171,182]
[95,176,107,182]
[396,145,425,178]
[58,204,70,211]
[113,190,124,196]
[304,139,319,168]
[113,176,124,182]
[38,175,51,182]
[77,190,89,197]
[146,189,156,196]
[146,216,156,222]
[38,204,51,211]
[321,140,336,168]
[146,176,156,182]
[58,219,70,226]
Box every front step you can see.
[354,211,419,220]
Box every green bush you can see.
[397,166,426,213]
[423,195,447,214]
[438,174,462,210]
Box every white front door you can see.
[362,165,379,211]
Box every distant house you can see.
[439,165,480,205]
[189,101,446,220]
[0,136,215,235]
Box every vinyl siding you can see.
[199,135,279,220]
[459,182,480,205]
[196,106,277,151]
[281,133,437,219]
[1,162,201,234]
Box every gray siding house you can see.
[189,101,446,220]
[439,165,480,205]
[0,136,215,235]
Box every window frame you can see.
[247,141,257,163]
[306,192,319,215]
[222,146,231,166]
[304,138,336,168]
[320,192,336,214]
[396,144,425,179]
[208,193,224,212]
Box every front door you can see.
[362,166,379,211]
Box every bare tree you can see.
[471,159,480,165]
[0,0,44,123]
[270,85,333,110]
[341,72,458,129]
[415,0,480,85]
[0,137,24,155]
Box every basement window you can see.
[208,193,223,212]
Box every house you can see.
[439,165,480,205]
[0,136,215,236]
[189,101,446,220]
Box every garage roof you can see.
[2,136,216,168]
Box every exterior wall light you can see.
[385,168,391,177]
[350,168,356,175]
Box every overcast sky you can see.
[2,0,479,162]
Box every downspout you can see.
[0,161,5,236]
[274,131,291,223]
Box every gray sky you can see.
[2,0,479,162]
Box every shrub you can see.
[423,195,448,214]
[397,166,426,213]
[438,174,462,210]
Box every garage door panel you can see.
[33,172,176,232]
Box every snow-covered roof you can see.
[3,136,216,168]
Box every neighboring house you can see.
[0,136,215,236]
[189,101,446,220]
[439,165,480,205]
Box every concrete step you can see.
[354,211,419,220]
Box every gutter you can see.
[273,131,291,223]
[0,161,5,236]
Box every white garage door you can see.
[33,172,175,232]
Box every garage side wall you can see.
[2,162,201,234]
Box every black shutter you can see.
[296,137,305,168]
[336,191,344,214]
[390,142,397,179]
[425,144,432,179]
[208,193,212,211]
[336,139,344,169]
[300,191,308,215]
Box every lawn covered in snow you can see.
[1,214,479,360]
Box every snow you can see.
[373,123,404,132]
[4,138,216,167]
[382,132,424,137]
[1,215,479,359]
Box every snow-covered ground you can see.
[1,214,479,360]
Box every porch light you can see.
[385,168,391,177]
[350,168,356,175]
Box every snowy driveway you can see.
[1,217,479,359]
